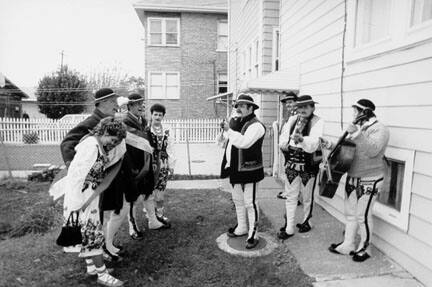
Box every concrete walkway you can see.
[167,177,424,287]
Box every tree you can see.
[85,67,145,97]
[37,66,89,119]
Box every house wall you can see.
[279,0,432,285]
[21,101,47,119]
[228,0,281,168]
[141,10,227,119]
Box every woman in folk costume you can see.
[50,117,127,287]
[277,95,324,240]
[146,104,176,225]
[322,99,389,262]
[123,94,170,241]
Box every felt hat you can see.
[234,94,259,110]
[94,88,118,103]
[127,93,144,104]
[296,95,318,107]
[280,91,298,103]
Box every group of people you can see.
[50,88,175,287]
[51,86,389,286]
[220,92,389,264]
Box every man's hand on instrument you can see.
[346,123,358,134]
[291,133,303,144]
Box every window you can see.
[217,20,228,51]
[355,0,391,46]
[373,147,414,231]
[148,72,180,99]
[147,18,180,46]
[248,45,252,76]
[377,159,405,211]
[411,0,432,26]
[217,73,228,94]
[241,51,246,76]
[253,39,259,78]
[272,28,280,72]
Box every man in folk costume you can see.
[221,94,266,249]
[322,99,389,262]
[277,95,324,240]
[60,88,137,262]
[146,104,175,225]
[275,91,298,199]
[123,94,170,240]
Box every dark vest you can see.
[221,114,266,184]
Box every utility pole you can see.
[60,50,65,72]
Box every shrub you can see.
[28,166,62,182]
[22,131,39,144]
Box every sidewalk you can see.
[167,177,424,287]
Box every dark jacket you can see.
[60,108,107,166]
[123,112,154,196]
[59,108,137,212]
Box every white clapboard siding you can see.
[276,0,432,284]
[0,118,222,144]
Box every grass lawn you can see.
[0,180,312,287]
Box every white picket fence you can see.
[0,117,222,144]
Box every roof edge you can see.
[133,4,227,14]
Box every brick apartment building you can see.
[133,0,228,119]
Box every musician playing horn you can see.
[277,95,324,240]
[321,99,389,262]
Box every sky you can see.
[0,0,145,90]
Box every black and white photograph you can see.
[0,0,431,286]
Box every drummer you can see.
[321,99,389,262]
[277,95,324,240]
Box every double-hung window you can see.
[217,74,228,94]
[354,0,391,47]
[272,28,280,72]
[148,72,180,99]
[217,20,228,51]
[411,0,432,26]
[253,39,259,78]
[148,18,180,46]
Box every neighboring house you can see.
[133,0,228,119]
[20,87,47,119]
[229,0,432,286]
[0,73,28,118]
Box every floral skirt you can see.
[78,194,104,258]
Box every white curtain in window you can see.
[356,0,390,45]
[411,0,432,26]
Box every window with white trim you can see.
[373,147,414,231]
[354,0,391,46]
[411,0,432,27]
[217,20,228,51]
[217,73,228,94]
[253,39,259,78]
[247,45,252,77]
[148,72,180,99]
[272,28,280,72]
[147,18,180,46]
